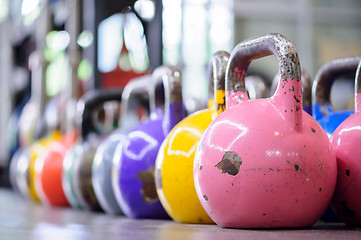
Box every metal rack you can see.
[0,0,163,167]
[0,17,12,168]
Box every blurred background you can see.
[0,0,361,185]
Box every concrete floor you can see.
[0,188,360,240]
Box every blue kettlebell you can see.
[312,57,361,137]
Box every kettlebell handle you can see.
[356,61,361,113]
[76,89,123,140]
[120,75,154,125]
[312,57,361,119]
[208,51,230,117]
[150,66,184,135]
[226,33,303,130]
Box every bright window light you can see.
[134,0,155,21]
[98,13,123,73]
[21,0,39,16]
[77,30,93,48]
[0,0,9,23]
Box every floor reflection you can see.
[1,189,360,240]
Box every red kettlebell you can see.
[193,33,337,228]
[33,0,83,207]
[331,60,361,226]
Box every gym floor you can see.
[1,188,360,240]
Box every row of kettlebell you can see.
[11,32,361,229]
[157,34,361,228]
[8,0,123,211]
[8,51,272,217]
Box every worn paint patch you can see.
[215,151,242,176]
[216,90,226,115]
[294,164,300,171]
[136,167,158,203]
[293,95,300,103]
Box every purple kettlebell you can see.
[113,66,185,219]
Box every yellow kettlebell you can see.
[155,51,229,223]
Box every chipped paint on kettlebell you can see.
[215,151,242,176]
[137,166,158,203]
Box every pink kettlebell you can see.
[331,60,361,226]
[193,33,337,228]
